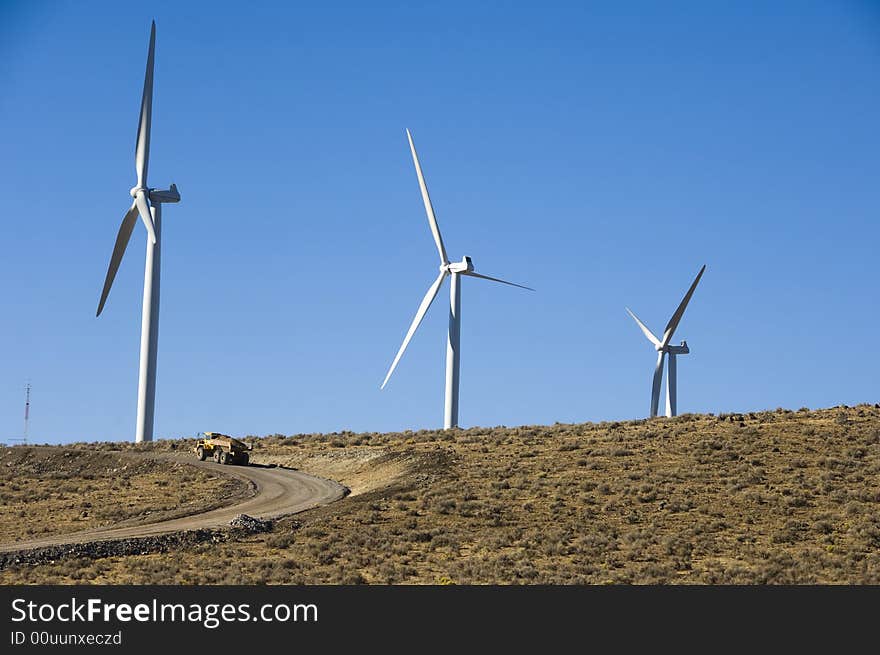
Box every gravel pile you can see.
[0,529,225,570]
[229,514,273,533]
[1,516,275,571]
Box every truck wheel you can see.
[220,451,229,465]
[240,453,249,466]
[196,446,206,461]
[214,448,222,463]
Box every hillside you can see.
[2,404,879,584]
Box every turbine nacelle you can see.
[446,256,474,274]
[149,183,180,204]
[655,341,690,354]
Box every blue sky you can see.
[1,1,878,443]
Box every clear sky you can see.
[1,1,878,444]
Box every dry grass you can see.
[0,448,245,544]
[2,404,880,584]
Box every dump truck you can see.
[194,432,251,465]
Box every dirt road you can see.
[0,454,346,553]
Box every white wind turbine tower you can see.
[96,21,180,442]
[381,129,533,429]
[626,265,705,418]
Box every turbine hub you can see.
[129,185,148,199]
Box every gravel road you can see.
[0,454,346,553]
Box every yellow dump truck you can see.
[194,432,252,465]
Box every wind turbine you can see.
[96,21,180,442]
[626,265,705,418]
[381,129,533,429]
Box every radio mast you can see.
[23,383,30,445]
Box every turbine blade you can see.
[97,202,139,316]
[135,192,157,244]
[135,21,156,189]
[660,264,706,348]
[406,129,448,265]
[651,351,665,418]
[460,270,534,291]
[381,271,448,389]
[626,307,661,347]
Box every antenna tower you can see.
[23,383,30,445]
